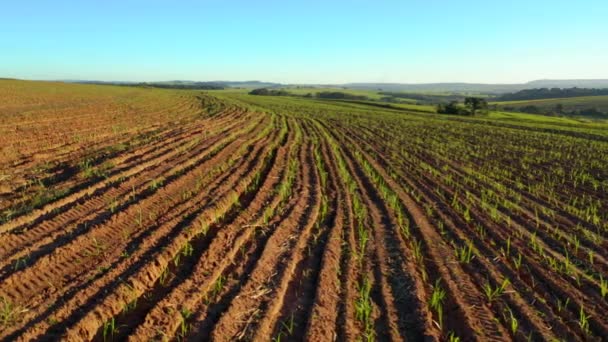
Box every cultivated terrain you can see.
[1,80,607,341]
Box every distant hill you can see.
[215,81,283,88]
[494,95,608,119]
[342,80,608,94]
[342,82,523,94]
[155,80,283,88]
[64,80,282,89]
[60,79,608,94]
[496,88,608,101]
[526,79,608,88]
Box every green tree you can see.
[464,97,488,115]
[437,101,464,115]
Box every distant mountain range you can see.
[63,79,608,94]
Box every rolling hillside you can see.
[494,95,608,118]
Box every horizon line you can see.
[4,77,608,86]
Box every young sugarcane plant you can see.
[429,279,446,329]
[483,278,510,303]
[455,241,474,264]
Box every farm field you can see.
[1,80,608,341]
[277,87,389,100]
[493,95,608,117]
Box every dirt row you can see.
[326,117,608,340]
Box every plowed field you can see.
[1,80,607,341]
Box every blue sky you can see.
[1,0,607,83]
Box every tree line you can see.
[136,82,224,90]
[248,88,291,96]
[249,89,369,100]
[502,104,608,118]
[379,91,464,104]
[497,88,608,101]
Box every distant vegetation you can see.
[249,88,369,100]
[66,79,608,94]
[379,91,464,104]
[497,88,608,101]
[496,95,608,119]
[67,80,608,120]
[315,91,368,100]
[501,104,608,118]
[76,80,226,90]
[248,88,291,96]
[137,82,225,90]
[436,97,488,116]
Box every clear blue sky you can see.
[1,0,607,83]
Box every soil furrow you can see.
[123,118,299,341]
[209,135,320,341]
[0,114,274,340]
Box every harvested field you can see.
[1,80,607,341]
